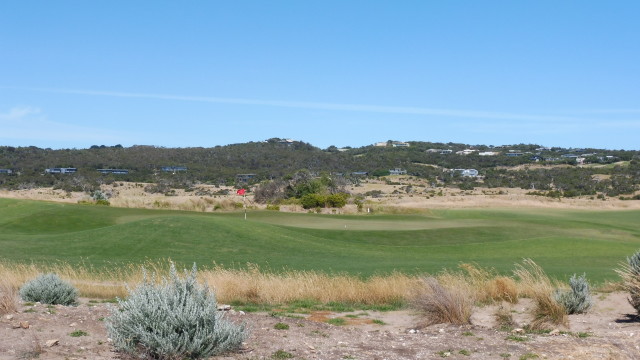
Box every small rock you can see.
[512,328,525,334]
[408,329,417,334]
[69,322,77,327]
[20,321,29,329]
[4,315,14,320]
[438,328,445,333]
[107,338,113,343]
[549,329,560,336]
[217,304,232,311]
[239,310,246,315]
[45,339,59,347]
[11,322,21,329]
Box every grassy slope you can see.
[1,198,639,282]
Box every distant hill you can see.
[1,138,639,198]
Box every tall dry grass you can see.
[411,276,473,326]
[110,196,244,212]
[513,259,568,329]
[0,261,417,305]
[0,258,571,327]
[0,280,18,314]
[199,264,416,304]
[410,263,519,326]
[455,263,519,304]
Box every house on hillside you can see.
[426,149,453,154]
[451,169,479,177]
[456,149,477,155]
[97,169,129,175]
[161,166,187,172]
[278,138,295,145]
[236,174,257,183]
[389,168,407,175]
[45,168,77,174]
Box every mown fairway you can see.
[1,198,639,282]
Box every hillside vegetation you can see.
[1,139,639,199]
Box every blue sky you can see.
[1,1,639,150]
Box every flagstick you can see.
[243,193,247,220]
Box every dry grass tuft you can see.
[0,281,19,314]
[489,276,519,303]
[513,259,567,329]
[411,277,473,326]
[456,263,519,304]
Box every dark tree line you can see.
[1,139,639,197]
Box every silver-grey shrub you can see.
[106,264,247,360]
[19,273,78,305]
[554,273,593,314]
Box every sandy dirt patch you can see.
[2,180,640,212]
[2,293,640,359]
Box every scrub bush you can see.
[616,250,640,313]
[19,273,78,305]
[106,263,247,359]
[554,273,593,314]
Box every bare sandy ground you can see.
[1,292,639,359]
[1,179,639,212]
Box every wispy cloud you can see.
[6,86,582,123]
[0,106,41,121]
[0,106,127,143]
[575,109,640,114]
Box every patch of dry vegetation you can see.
[0,262,417,305]
[411,276,473,326]
[199,265,415,304]
[0,259,601,330]
[513,259,568,329]
[0,280,18,314]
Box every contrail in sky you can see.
[4,86,583,122]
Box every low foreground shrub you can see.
[106,264,247,360]
[513,259,567,329]
[554,273,593,314]
[616,250,640,313]
[19,273,78,305]
[411,277,473,326]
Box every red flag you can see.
[236,188,246,195]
